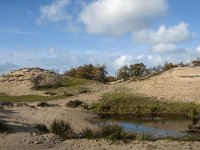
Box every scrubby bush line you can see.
[64,64,108,82]
[92,93,200,119]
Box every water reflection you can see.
[100,116,193,138]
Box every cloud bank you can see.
[134,22,194,52]
[80,0,168,36]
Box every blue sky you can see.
[0,0,200,75]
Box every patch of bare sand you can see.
[116,67,200,104]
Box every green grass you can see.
[92,93,200,118]
[62,76,94,87]
[81,127,95,139]
[0,94,64,102]
[35,76,94,97]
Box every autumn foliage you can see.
[64,64,108,82]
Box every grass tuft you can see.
[50,119,74,139]
[81,127,95,139]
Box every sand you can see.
[1,67,200,149]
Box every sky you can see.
[0,0,200,75]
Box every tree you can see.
[30,74,44,88]
[64,64,108,82]
[116,65,129,80]
[129,63,146,77]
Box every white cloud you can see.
[197,45,200,52]
[37,0,71,24]
[113,54,164,69]
[153,43,177,52]
[134,22,194,53]
[134,22,193,44]
[113,55,133,68]
[79,0,168,36]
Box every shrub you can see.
[129,63,146,77]
[30,74,44,88]
[0,120,8,132]
[64,64,108,82]
[116,63,147,80]
[63,92,73,97]
[0,102,14,107]
[37,102,51,107]
[187,124,193,130]
[35,124,49,132]
[116,65,130,81]
[164,62,174,71]
[100,124,131,141]
[50,120,73,139]
[192,58,200,67]
[30,72,63,89]
[65,100,84,108]
[82,127,95,139]
[44,91,57,96]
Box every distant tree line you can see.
[63,58,200,82]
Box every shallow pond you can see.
[100,116,193,138]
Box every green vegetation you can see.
[136,133,154,141]
[81,127,95,139]
[50,119,74,139]
[35,124,49,132]
[62,76,94,87]
[100,124,136,142]
[92,93,200,118]
[65,100,84,108]
[37,76,94,97]
[192,58,200,67]
[31,73,63,89]
[0,94,64,102]
[64,64,108,82]
[0,77,93,102]
[117,63,147,80]
[37,102,52,107]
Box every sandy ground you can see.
[1,100,200,150]
[1,67,200,149]
[116,67,200,104]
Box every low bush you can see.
[50,119,74,139]
[44,91,57,96]
[65,100,84,108]
[81,127,95,139]
[37,102,51,107]
[0,102,14,107]
[93,93,200,118]
[64,64,108,82]
[35,124,49,132]
[0,120,8,132]
[100,124,136,142]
